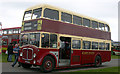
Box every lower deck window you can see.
[72,40,81,49]
[41,33,49,48]
[92,42,98,50]
[83,41,91,49]
[99,43,105,50]
[106,43,110,50]
[41,33,57,48]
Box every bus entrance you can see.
[59,37,71,66]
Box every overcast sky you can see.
[0,0,119,41]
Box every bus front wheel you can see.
[40,56,55,73]
[94,56,102,67]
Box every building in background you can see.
[2,27,21,53]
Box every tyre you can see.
[40,56,55,73]
[21,63,32,68]
[94,56,102,67]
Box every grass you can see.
[111,54,120,59]
[75,66,120,72]
[0,53,15,62]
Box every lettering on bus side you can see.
[82,52,95,55]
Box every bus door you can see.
[59,37,71,66]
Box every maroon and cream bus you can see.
[18,4,111,72]
[2,27,21,53]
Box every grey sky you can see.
[0,0,119,41]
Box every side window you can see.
[106,43,110,50]
[72,40,81,49]
[50,34,57,48]
[99,42,105,50]
[99,23,105,31]
[8,29,13,34]
[44,8,59,20]
[61,12,72,23]
[83,41,91,49]
[92,42,98,50]
[92,21,98,29]
[3,30,7,34]
[83,18,90,27]
[73,15,82,25]
[41,33,49,48]
[105,24,110,32]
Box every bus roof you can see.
[25,4,109,25]
[2,27,21,30]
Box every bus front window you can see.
[32,8,42,19]
[21,34,29,46]
[30,33,40,47]
[23,10,32,21]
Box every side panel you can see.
[71,50,82,66]
[81,50,111,65]
[41,18,111,40]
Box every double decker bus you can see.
[2,27,21,53]
[0,22,2,54]
[19,4,111,72]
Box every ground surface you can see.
[1,59,120,73]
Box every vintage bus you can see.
[2,27,21,53]
[0,22,2,54]
[19,4,111,72]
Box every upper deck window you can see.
[83,18,90,27]
[44,8,59,20]
[61,12,72,23]
[92,21,98,29]
[73,15,82,25]
[23,10,32,21]
[99,23,105,31]
[32,8,42,19]
[105,24,110,32]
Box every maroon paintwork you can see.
[20,18,111,71]
[41,18,111,40]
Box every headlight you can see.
[33,53,36,58]
[20,52,23,56]
[33,60,36,64]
